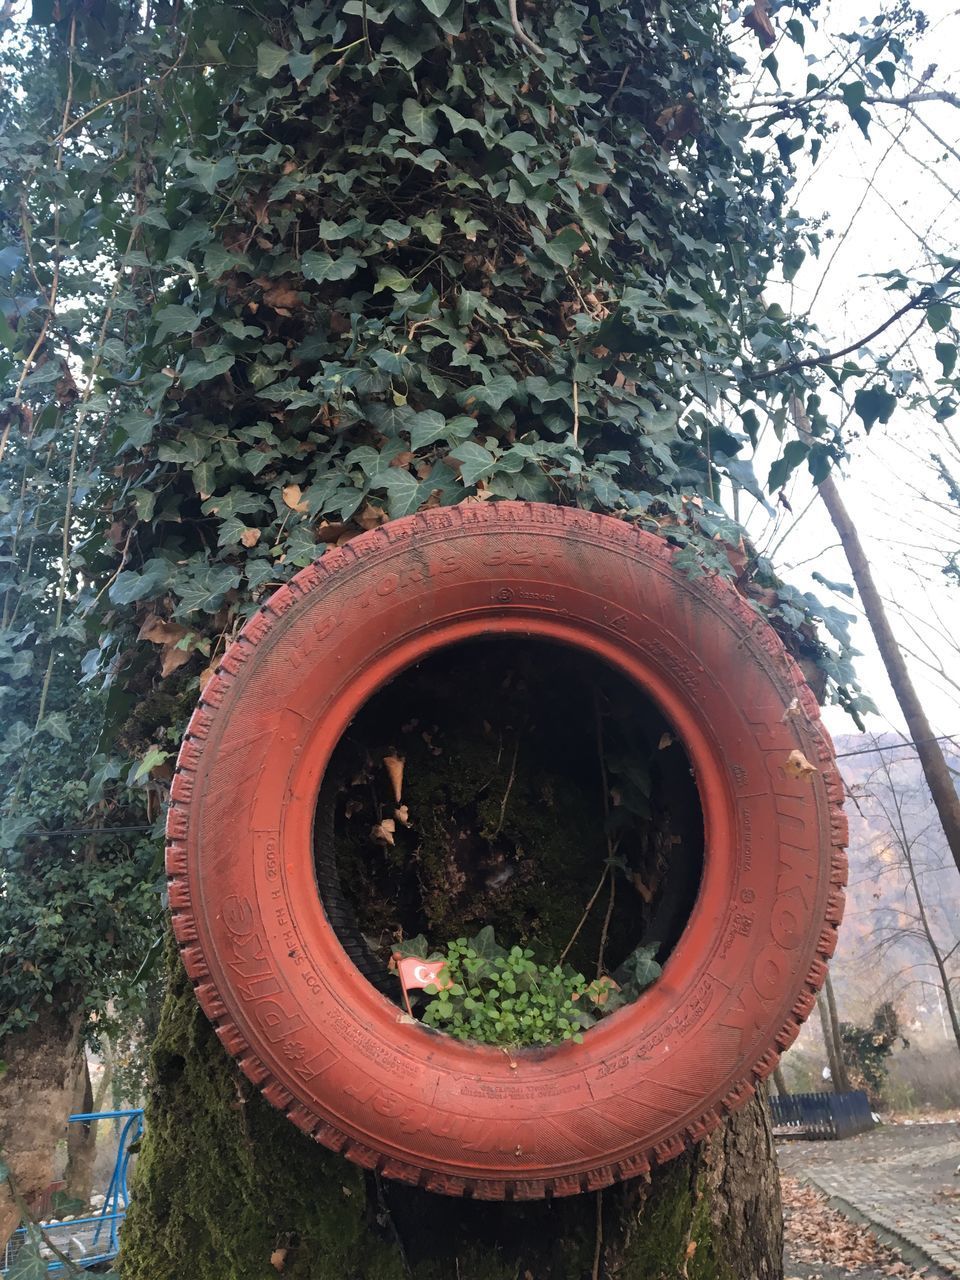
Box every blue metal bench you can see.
[769,1090,875,1140]
[2,1108,143,1274]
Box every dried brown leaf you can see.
[160,644,195,679]
[784,749,817,780]
[282,484,309,514]
[371,818,396,847]
[383,754,404,803]
[744,0,776,48]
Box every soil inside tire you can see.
[314,637,704,1014]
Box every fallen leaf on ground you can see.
[781,1174,929,1278]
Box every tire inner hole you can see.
[314,637,704,1026]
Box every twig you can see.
[494,735,521,835]
[13,15,76,404]
[508,0,545,57]
[572,376,580,445]
[749,263,960,381]
[592,1190,604,1280]
[559,866,608,964]
[594,694,619,978]
[608,62,633,112]
[597,863,616,980]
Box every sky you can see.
[730,0,960,741]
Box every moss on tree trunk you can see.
[121,642,783,1279]
[121,949,782,1280]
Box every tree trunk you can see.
[120,952,782,1280]
[795,400,960,877]
[771,1066,789,1097]
[822,973,851,1092]
[0,999,84,1248]
[817,993,844,1093]
[64,1044,114,1205]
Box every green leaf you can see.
[840,80,871,136]
[118,411,156,448]
[173,565,242,615]
[6,1240,49,1280]
[377,219,412,242]
[450,441,496,486]
[461,375,517,413]
[301,251,362,282]
[153,304,201,343]
[408,410,448,450]
[853,385,897,431]
[402,99,438,145]
[288,50,315,82]
[438,105,484,136]
[501,130,538,153]
[374,267,415,294]
[132,747,170,783]
[419,0,451,14]
[767,440,808,492]
[782,246,805,282]
[926,303,951,333]
[811,571,854,598]
[39,712,72,743]
[381,469,421,517]
[542,227,585,269]
[257,41,289,79]
[935,341,957,377]
[178,354,235,388]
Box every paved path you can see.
[778,1121,960,1277]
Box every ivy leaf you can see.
[173,565,242,615]
[811,571,854,598]
[118,411,156,448]
[419,0,451,14]
[3,721,33,753]
[381,469,421,517]
[39,712,72,743]
[542,227,585,269]
[402,99,438,145]
[438,105,484,136]
[257,41,289,79]
[131,747,170,783]
[288,50,315,83]
[408,409,448,450]
[450,441,496,486]
[301,251,362,282]
[853,385,897,431]
[153,305,201,343]
[374,267,415,294]
[460,375,517,413]
[179,354,235,388]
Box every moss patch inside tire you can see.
[167,503,847,1198]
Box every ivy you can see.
[0,0,942,1040]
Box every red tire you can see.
[167,503,846,1198]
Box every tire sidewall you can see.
[167,504,845,1195]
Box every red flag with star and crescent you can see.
[392,954,453,991]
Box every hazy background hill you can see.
[779,733,960,1107]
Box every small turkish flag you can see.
[392,954,453,991]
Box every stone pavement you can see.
[778,1121,960,1277]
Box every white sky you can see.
[730,0,960,740]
